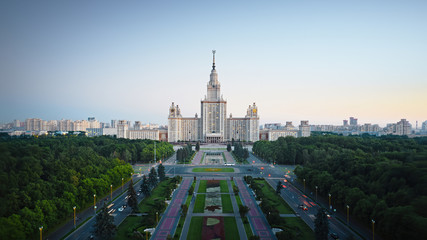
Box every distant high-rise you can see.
[349,117,358,126]
[343,120,349,126]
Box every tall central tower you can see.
[201,50,227,143]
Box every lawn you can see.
[243,217,253,238]
[193,194,206,213]
[198,180,207,193]
[138,178,175,212]
[187,217,203,240]
[220,180,229,193]
[221,194,233,213]
[174,216,186,239]
[274,217,314,240]
[192,168,235,172]
[254,179,294,214]
[224,217,239,240]
[114,216,141,240]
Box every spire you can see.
[212,50,216,70]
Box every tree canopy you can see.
[0,136,171,239]
[255,135,427,239]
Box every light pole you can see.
[328,193,331,209]
[73,206,76,228]
[122,178,124,193]
[346,205,350,225]
[315,186,318,201]
[110,184,113,200]
[372,219,375,240]
[303,179,306,192]
[156,211,159,224]
[39,226,43,240]
[94,206,97,214]
[93,194,96,208]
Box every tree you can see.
[140,175,150,197]
[157,164,166,182]
[181,204,188,217]
[127,179,138,212]
[149,167,158,188]
[314,208,329,240]
[196,142,200,151]
[239,205,250,218]
[188,185,194,195]
[94,203,116,240]
[276,180,283,194]
[227,143,231,152]
[249,236,260,240]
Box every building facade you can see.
[168,51,259,143]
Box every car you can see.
[330,233,339,239]
[298,204,304,209]
[118,207,124,212]
[302,206,308,211]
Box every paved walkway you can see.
[150,178,192,240]
[192,151,204,165]
[235,178,276,240]
[224,151,236,164]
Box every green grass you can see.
[200,148,226,150]
[193,194,206,213]
[185,193,192,207]
[174,216,186,239]
[243,217,253,238]
[221,194,233,213]
[254,179,294,214]
[224,217,239,240]
[198,180,207,193]
[187,217,203,240]
[192,168,235,172]
[200,152,205,164]
[138,178,175,212]
[220,180,229,193]
[274,217,314,240]
[114,215,141,240]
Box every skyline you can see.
[1,1,426,127]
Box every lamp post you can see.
[303,179,306,192]
[328,194,331,209]
[110,184,113,200]
[372,219,375,240]
[73,206,76,228]
[94,206,97,214]
[39,226,43,240]
[156,211,159,224]
[315,186,318,201]
[122,178,124,193]
[346,205,350,225]
[93,194,96,208]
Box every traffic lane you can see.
[276,178,359,240]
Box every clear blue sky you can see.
[1,0,426,127]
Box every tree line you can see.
[176,144,194,163]
[0,135,173,239]
[254,135,427,239]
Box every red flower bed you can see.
[202,216,225,240]
[206,180,220,188]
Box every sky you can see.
[1,0,426,127]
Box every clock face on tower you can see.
[253,109,257,113]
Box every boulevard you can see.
[54,145,371,240]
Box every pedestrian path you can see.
[223,151,235,164]
[191,151,204,165]
[150,178,192,240]
[235,178,276,240]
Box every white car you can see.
[118,207,124,212]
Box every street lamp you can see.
[315,186,318,201]
[39,226,43,240]
[346,205,350,225]
[73,206,76,228]
[122,178,124,192]
[372,219,375,240]
[94,206,97,214]
[93,194,96,208]
[303,179,306,192]
[328,194,331,209]
[156,211,159,224]
[110,184,113,200]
